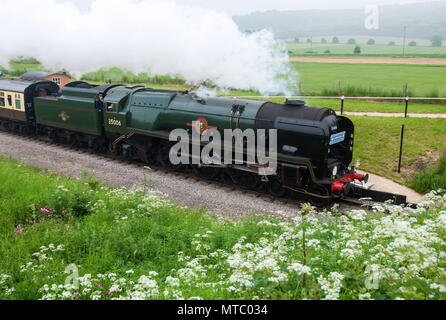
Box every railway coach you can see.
[0,78,59,133]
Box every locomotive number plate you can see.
[108,118,122,127]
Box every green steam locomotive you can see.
[0,79,369,202]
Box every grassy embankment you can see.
[346,116,446,187]
[411,153,446,193]
[0,157,445,300]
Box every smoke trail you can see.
[0,0,297,94]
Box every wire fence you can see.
[226,95,446,118]
[231,95,446,100]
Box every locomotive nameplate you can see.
[330,131,346,145]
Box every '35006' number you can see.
[108,118,122,127]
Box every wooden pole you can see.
[404,96,409,118]
[398,124,405,173]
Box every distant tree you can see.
[347,38,356,44]
[324,49,331,54]
[388,41,396,46]
[367,39,375,45]
[408,40,417,47]
[306,38,312,43]
[321,38,327,43]
[431,35,443,47]
[332,36,339,44]
[354,46,361,54]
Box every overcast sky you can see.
[59,0,442,15]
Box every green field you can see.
[286,42,446,57]
[291,62,446,97]
[0,157,444,300]
[3,57,446,98]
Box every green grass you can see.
[411,153,446,193]
[347,116,446,185]
[286,42,446,57]
[0,157,445,300]
[291,62,446,97]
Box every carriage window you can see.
[0,92,4,107]
[15,94,21,110]
[7,95,12,107]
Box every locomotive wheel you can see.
[192,165,221,180]
[137,148,150,164]
[307,184,330,207]
[88,138,100,152]
[269,176,287,198]
[157,141,184,172]
[231,170,261,190]
[67,134,79,148]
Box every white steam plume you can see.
[0,0,297,94]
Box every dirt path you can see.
[290,57,446,65]
[344,112,446,118]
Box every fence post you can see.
[298,80,302,96]
[398,124,405,174]
[341,96,345,115]
[404,96,409,118]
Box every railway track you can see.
[0,128,373,214]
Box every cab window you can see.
[106,103,118,113]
